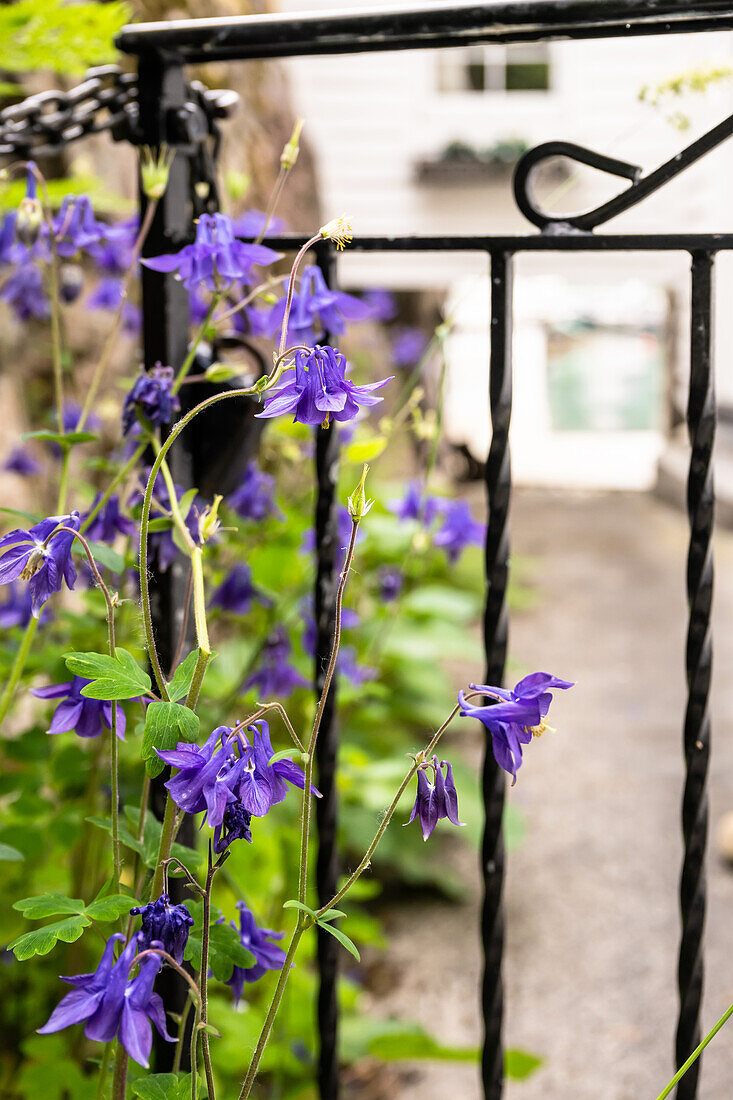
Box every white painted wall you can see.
[275,1,733,485]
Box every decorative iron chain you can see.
[0,63,238,161]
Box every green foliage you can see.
[64,648,152,700]
[131,1075,195,1100]
[184,899,255,981]
[166,649,201,702]
[9,891,134,958]
[141,700,200,778]
[1,0,129,78]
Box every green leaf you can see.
[141,701,200,778]
[64,648,152,700]
[9,915,89,959]
[166,650,201,702]
[368,1029,479,1062]
[316,921,360,961]
[282,900,317,919]
[13,893,84,918]
[130,1073,190,1100]
[505,1048,543,1080]
[184,901,255,981]
[317,908,346,923]
[268,748,298,765]
[87,540,127,576]
[0,507,43,525]
[85,894,135,921]
[346,436,387,463]
[21,429,98,447]
[0,842,24,861]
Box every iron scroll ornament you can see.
[513,109,733,232]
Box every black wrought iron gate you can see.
[4,1,732,1097]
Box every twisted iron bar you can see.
[481,251,513,1099]
[675,252,715,1099]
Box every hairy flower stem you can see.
[237,928,303,1100]
[318,705,461,914]
[654,1001,733,1100]
[298,520,358,906]
[111,1042,127,1100]
[78,199,158,433]
[278,234,320,359]
[200,847,217,1100]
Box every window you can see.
[438,44,551,93]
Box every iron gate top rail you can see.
[116,0,733,60]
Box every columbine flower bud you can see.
[199,494,223,543]
[347,464,374,522]
[319,215,353,251]
[281,118,304,171]
[140,145,175,200]
[16,165,43,247]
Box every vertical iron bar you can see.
[313,241,341,1100]
[137,51,196,1071]
[482,251,513,1100]
[675,251,715,1099]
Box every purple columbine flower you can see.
[210,563,269,615]
[265,264,372,346]
[84,494,137,545]
[256,345,392,429]
[378,566,403,603]
[156,725,246,828]
[434,500,485,564]
[0,582,33,629]
[407,755,464,841]
[32,675,131,740]
[0,511,79,616]
[38,932,174,1068]
[122,365,180,437]
[226,904,287,1002]
[130,894,194,965]
[389,481,444,526]
[243,627,308,700]
[227,462,279,522]
[213,802,253,854]
[53,196,107,258]
[392,326,428,368]
[0,263,49,321]
[236,720,319,817]
[142,212,280,292]
[3,445,40,476]
[458,673,573,783]
[362,288,397,322]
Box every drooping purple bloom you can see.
[236,720,318,817]
[0,582,33,629]
[458,673,573,783]
[392,326,428,368]
[362,288,397,322]
[0,510,80,616]
[407,755,464,841]
[189,286,211,325]
[433,500,485,564]
[232,209,286,237]
[84,494,137,544]
[53,196,107,258]
[57,401,102,436]
[130,894,194,964]
[0,263,49,321]
[87,227,136,274]
[142,212,280,292]
[213,802,253,854]
[227,462,279,522]
[378,566,403,603]
[265,264,371,345]
[226,903,287,1002]
[156,725,246,828]
[0,212,18,263]
[32,675,130,740]
[3,445,40,476]
[243,626,307,699]
[210,563,269,615]
[122,365,180,437]
[257,345,391,429]
[389,481,444,526]
[38,932,174,1068]
[87,275,124,311]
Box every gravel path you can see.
[363,489,733,1100]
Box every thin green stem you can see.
[78,200,158,433]
[654,1002,733,1100]
[317,705,460,915]
[150,794,178,900]
[298,520,359,906]
[190,999,201,1100]
[278,234,320,359]
[200,846,217,1100]
[93,1041,113,1100]
[173,995,194,1074]
[0,616,38,727]
[237,928,303,1100]
[57,450,71,514]
[111,1042,127,1100]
